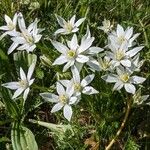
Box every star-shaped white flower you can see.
[108,24,140,47]
[60,66,99,96]
[51,34,95,72]
[8,12,43,54]
[102,66,146,94]
[98,19,113,33]
[0,13,18,40]
[40,82,78,121]
[106,42,144,68]
[55,15,85,35]
[2,63,35,101]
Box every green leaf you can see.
[11,122,38,150]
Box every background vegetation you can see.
[0,0,150,149]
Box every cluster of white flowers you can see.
[0,12,43,54]
[0,13,147,122]
[0,12,42,101]
[98,23,146,94]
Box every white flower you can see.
[55,15,85,35]
[98,19,113,33]
[60,66,99,96]
[102,67,146,94]
[8,12,43,54]
[108,24,140,47]
[2,63,35,101]
[0,13,18,40]
[51,34,95,72]
[106,42,144,68]
[133,88,149,105]
[40,82,78,121]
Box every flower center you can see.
[118,36,126,44]
[19,80,28,88]
[115,49,125,60]
[65,22,73,32]
[74,83,82,92]
[100,58,111,71]
[22,31,34,44]
[8,22,15,30]
[59,95,68,104]
[67,50,76,58]
[119,73,129,82]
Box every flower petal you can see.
[117,24,124,37]
[2,82,20,89]
[71,65,80,83]
[63,60,74,72]
[40,92,59,103]
[20,67,26,81]
[69,97,77,105]
[27,63,36,80]
[63,104,72,121]
[81,74,95,87]
[51,40,68,54]
[53,55,68,65]
[113,81,123,91]
[75,18,85,27]
[120,59,131,67]
[70,34,78,50]
[124,83,136,94]
[101,74,118,83]
[23,87,30,101]
[12,88,24,99]
[8,43,19,54]
[82,86,99,95]
[51,102,64,113]
[131,76,146,84]
[56,82,65,95]
[126,46,144,57]
[76,55,89,63]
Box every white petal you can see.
[2,82,20,89]
[70,34,78,50]
[5,15,12,25]
[76,55,89,63]
[124,83,136,94]
[63,60,74,72]
[78,37,94,53]
[52,55,68,65]
[0,26,9,31]
[66,86,74,98]
[72,28,79,33]
[82,86,99,95]
[117,24,124,37]
[11,37,26,44]
[71,65,80,83]
[113,81,123,91]
[128,33,140,47]
[20,67,26,80]
[87,47,103,55]
[51,40,68,54]
[69,97,77,105]
[56,82,65,95]
[56,15,66,27]
[34,34,42,43]
[81,74,95,87]
[29,79,35,86]
[8,43,19,54]
[59,80,71,87]
[51,102,64,113]
[70,15,76,25]
[27,63,36,80]
[63,104,72,121]
[13,13,18,26]
[131,76,146,84]
[101,74,118,83]
[75,18,85,27]
[12,88,24,99]
[18,12,26,30]
[125,27,133,40]
[27,44,36,52]
[40,93,59,103]
[126,46,144,57]
[54,28,66,35]
[120,59,131,67]
[86,59,100,71]
[23,88,30,101]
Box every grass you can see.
[0,0,150,150]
